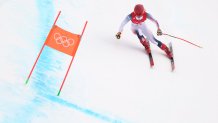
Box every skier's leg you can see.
[140,24,172,58]
[131,27,154,66]
[152,36,172,58]
[151,38,173,59]
[132,28,151,53]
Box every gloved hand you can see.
[157,28,162,36]
[116,32,121,39]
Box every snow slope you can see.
[0,0,218,123]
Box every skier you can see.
[116,4,173,60]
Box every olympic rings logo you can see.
[54,33,74,47]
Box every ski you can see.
[148,53,154,67]
[147,41,154,67]
[169,42,175,71]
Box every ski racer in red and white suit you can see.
[116,4,172,59]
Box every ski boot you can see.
[140,38,154,67]
[140,38,151,54]
[160,44,173,59]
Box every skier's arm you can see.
[147,13,162,36]
[118,14,131,32]
[146,13,160,29]
[116,14,131,39]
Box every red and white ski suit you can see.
[118,12,163,47]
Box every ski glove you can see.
[157,29,162,36]
[116,32,121,39]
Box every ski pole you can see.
[162,33,202,48]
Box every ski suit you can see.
[118,12,165,48]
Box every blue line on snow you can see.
[3,0,128,123]
[45,94,123,123]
